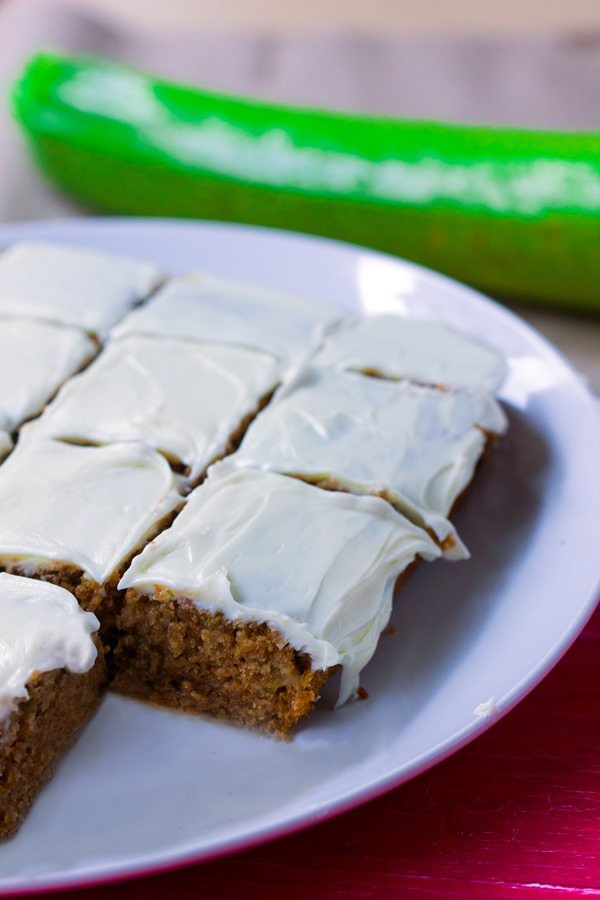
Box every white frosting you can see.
[0,242,163,337]
[0,318,96,433]
[112,272,342,365]
[30,336,281,483]
[313,315,507,391]
[0,439,182,583]
[120,469,440,704]
[0,573,99,723]
[222,368,507,555]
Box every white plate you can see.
[0,218,599,894]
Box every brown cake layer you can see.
[0,561,116,620]
[0,508,182,634]
[356,367,447,391]
[0,638,105,840]
[112,588,335,738]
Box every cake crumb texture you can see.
[0,641,104,840]
[113,590,333,738]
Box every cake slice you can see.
[28,336,281,485]
[0,241,163,337]
[220,367,507,556]
[0,438,182,622]
[0,318,96,434]
[312,314,507,391]
[0,573,103,840]
[111,272,343,366]
[116,469,440,736]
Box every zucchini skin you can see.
[12,52,600,310]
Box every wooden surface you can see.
[0,5,598,897]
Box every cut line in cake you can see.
[217,367,507,557]
[27,335,282,485]
[0,573,103,840]
[0,318,97,436]
[312,314,507,391]
[0,242,164,338]
[0,438,183,620]
[111,272,344,366]
[0,238,511,837]
[116,468,441,736]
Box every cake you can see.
[0,239,509,837]
[28,335,281,485]
[0,438,182,621]
[218,366,507,556]
[0,318,96,434]
[312,314,507,390]
[115,469,440,736]
[0,573,103,839]
[111,272,343,366]
[0,241,163,337]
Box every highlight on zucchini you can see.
[12,51,600,310]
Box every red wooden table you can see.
[35,601,598,900]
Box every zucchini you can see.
[12,51,600,310]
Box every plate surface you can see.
[0,218,599,894]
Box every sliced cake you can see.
[312,314,507,391]
[0,318,96,434]
[115,469,440,736]
[220,367,507,556]
[28,335,281,485]
[0,241,163,337]
[0,573,103,839]
[111,272,343,366]
[0,438,182,621]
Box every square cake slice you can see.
[111,272,343,366]
[0,318,96,434]
[0,242,163,337]
[0,439,182,621]
[29,336,281,484]
[312,314,507,391]
[116,469,440,736]
[220,367,507,557]
[0,573,103,840]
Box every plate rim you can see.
[0,215,598,896]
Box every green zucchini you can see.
[11,51,600,310]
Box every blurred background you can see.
[16,0,600,35]
[0,0,598,390]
